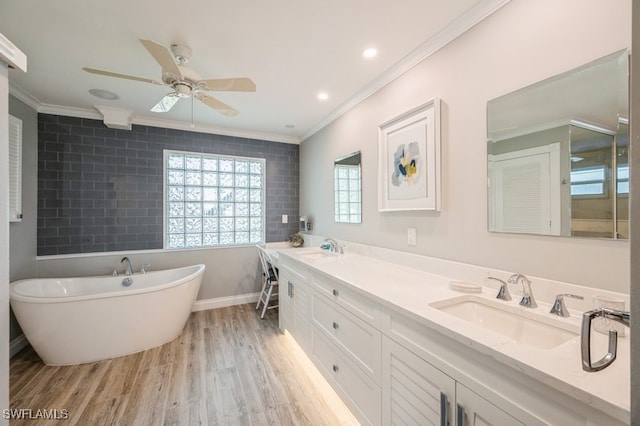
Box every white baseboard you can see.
[192,292,260,312]
[10,334,29,358]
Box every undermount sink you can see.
[430,296,579,350]
[296,248,340,261]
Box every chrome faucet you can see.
[582,308,630,372]
[550,293,584,317]
[508,273,536,308]
[488,277,511,301]
[323,238,339,253]
[121,257,133,276]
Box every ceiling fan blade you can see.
[151,94,181,113]
[83,67,162,85]
[139,39,183,78]
[200,78,256,92]
[197,94,239,117]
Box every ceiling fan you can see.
[83,39,255,117]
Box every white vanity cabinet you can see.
[278,258,312,352]
[277,252,628,426]
[382,337,523,425]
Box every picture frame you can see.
[378,98,441,212]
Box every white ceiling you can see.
[1,0,507,143]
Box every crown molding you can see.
[0,33,26,71]
[301,0,512,142]
[8,82,41,111]
[133,115,300,144]
[9,82,299,144]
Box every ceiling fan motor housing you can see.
[171,44,192,64]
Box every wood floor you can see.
[9,304,359,426]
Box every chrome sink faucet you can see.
[508,273,537,308]
[121,256,133,276]
[488,277,511,301]
[323,237,339,253]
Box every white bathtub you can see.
[10,264,205,366]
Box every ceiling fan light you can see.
[151,95,180,113]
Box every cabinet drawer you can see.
[279,258,309,282]
[312,294,381,380]
[312,330,381,426]
[312,272,382,327]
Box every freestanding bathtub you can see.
[10,264,205,366]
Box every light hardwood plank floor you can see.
[9,304,359,426]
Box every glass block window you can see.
[164,150,265,249]
[334,164,361,223]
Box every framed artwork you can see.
[378,98,441,211]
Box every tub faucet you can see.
[508,273,536,308]
[121,257,133,276]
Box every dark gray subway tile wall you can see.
[37,114,300,255]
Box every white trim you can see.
[10,334,28,358]
[0,33,26,72]
[302,0,511,141]
[8,82,40,111]
[192,293,260,311]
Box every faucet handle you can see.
[488,277,511,301]
[550,293,584,317]
[140,264,151,274]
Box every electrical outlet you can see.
[282,214,288,224]
[407,228,417,246]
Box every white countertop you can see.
[275,246,630,423]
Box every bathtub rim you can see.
[9,263,205,304]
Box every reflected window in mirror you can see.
[487,50,629,239]
[334,151,362,223]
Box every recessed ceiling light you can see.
[285,124,296,129]
[362,47,378,59]
[317,92,329,101]
[89,88,119,100]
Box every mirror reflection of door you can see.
[486,50,629,239]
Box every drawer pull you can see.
[456,403,464,426]
[332,289,339,297]
[332,321,339,330]
[332,364,339,373]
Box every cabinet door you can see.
[278,270,293,333]
[382,337,455,425]
[456,383,524,426]
[291,279,312,352]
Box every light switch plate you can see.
[407,228,417,246]
[282,214,288,224]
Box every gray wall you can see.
[38,114,299,255]
[8,95,37,341]
[299,0,631,293]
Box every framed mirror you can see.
[334,151,362,223]
[487,50,629,239]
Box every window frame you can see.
[163,149,266,250]
[570,165,608,198]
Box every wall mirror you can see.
[334,151,362,223]
[487,50,629,239]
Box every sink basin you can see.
[300,252,331,260]
[430,296,579,350]
[295,248,340,261]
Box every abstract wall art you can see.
[378,98,441,211]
